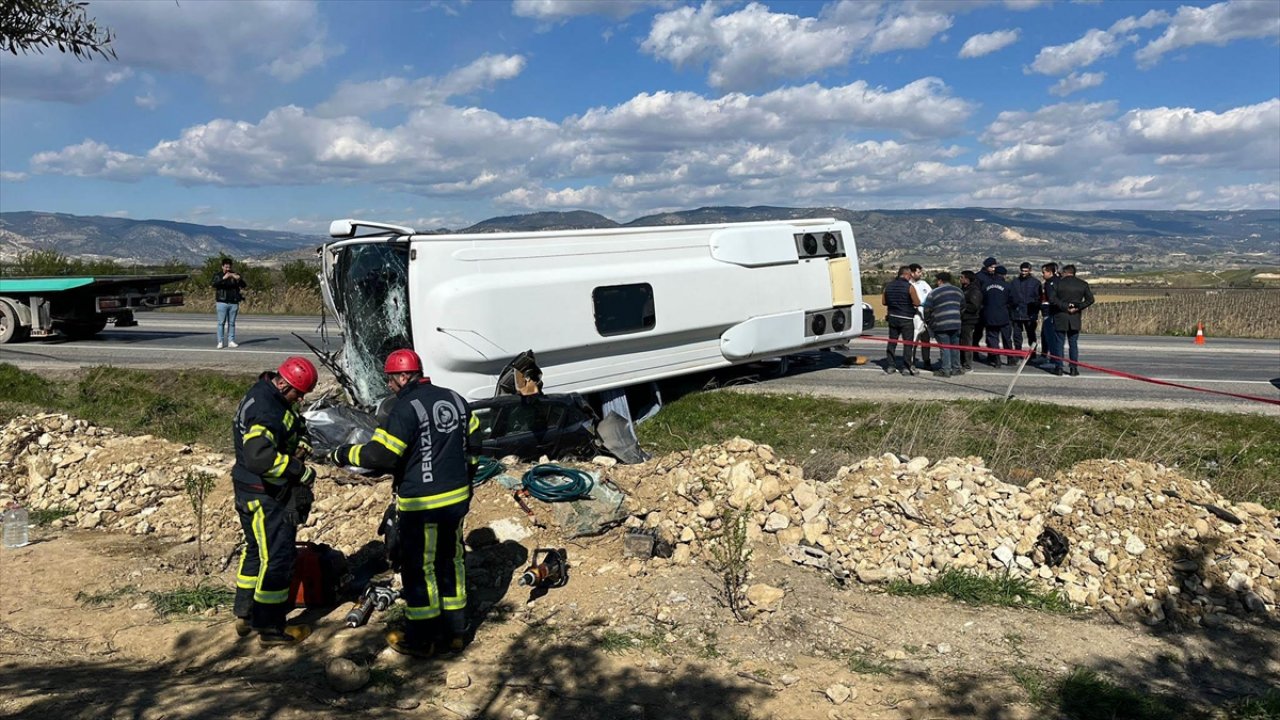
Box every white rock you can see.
[825,684,852,705]
[763,512,791,532]
[1124,535,1147,557]
[792,483,819,510]
[993,545,1015,568]
[1227,572,1253,592]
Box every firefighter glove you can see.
[328,448,344,467]
[299,466,316,487]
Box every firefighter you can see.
[231,356,319,645]
[329,349,477,658]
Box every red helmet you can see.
[277,356,318,394]
[384,348,422,374]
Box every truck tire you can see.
[55,317,108,340]
[0,300,29,344]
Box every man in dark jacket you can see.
[1038,263,1061,367]
[1010,262,1042,354]
[331,349,477,657]
[923,272,963,377]
[213,257,247,349]
[959,271,983,372]
[882,266,920,375]
[982,266,1016,367]
[231,356,319,645]
[1048,264,1095,376]
[972,257,998,362]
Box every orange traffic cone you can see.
[1194,322,1206,345]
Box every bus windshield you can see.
[329,242,412,407]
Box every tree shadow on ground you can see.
[467,622,773,720]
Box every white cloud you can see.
[1192,182,1280,210]
[314,54,526,117]
[106,210,130,217]
[1119,99,1280,169]
[31,140,149,180]
[1136,0,1280,67]
[643,2,860,91]
[867,11,953,54]
[25,73,975,218]
[1028,10,1168,75]
[569,78,974,141]
[135,92,161,110]
[513,0,669,20]
[959,28,1020,58]
[1029,28,1125,75]
[0,0,340,103]
[0,171,28,182]
[643,1,959,91]
[1050,71,1105,96]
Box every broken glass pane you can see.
[329,242,412,408]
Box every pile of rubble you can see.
[0,413,391,554]
[3,413,1277,626]
[613,438,1279,625]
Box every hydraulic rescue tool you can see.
[518,548,569,589]
[344,582,399,628]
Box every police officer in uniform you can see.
[330,349,477,657]
[232,356,319,645]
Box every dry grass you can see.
[174,285,326,316]
[867,288,1278,338]
[1087,289,1279,338]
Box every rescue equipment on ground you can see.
[288,541,349,607]
[518,548,569,589]
[344,581,399,628]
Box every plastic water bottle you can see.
[2,502,29,549]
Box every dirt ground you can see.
[2,480,1277,720]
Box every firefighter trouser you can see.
[398,499,469,645]
[233,485,298,632]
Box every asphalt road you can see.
[2,313,1277,415]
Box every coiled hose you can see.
[472,456,504,486]
[521,463,594,502]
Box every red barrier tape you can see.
[853,334,1280,407]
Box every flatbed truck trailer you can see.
[0,274,187,344]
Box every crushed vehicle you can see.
[304,217,871,463]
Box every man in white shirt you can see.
[908,263,932,371]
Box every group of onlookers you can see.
[882,257,1094,378]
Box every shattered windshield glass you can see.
[330,243,411,408]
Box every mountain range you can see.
[2,207,1276,272]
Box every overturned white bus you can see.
[320,217,871,410]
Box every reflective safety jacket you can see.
[334,379,477,512]
[232,374,310,494]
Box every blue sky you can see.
[0,0,1277,233]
